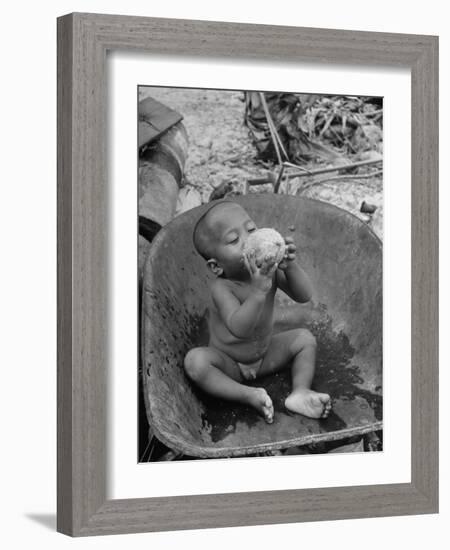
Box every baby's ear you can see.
[206,259,223,276]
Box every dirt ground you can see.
[139,86,383,239]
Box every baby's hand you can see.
[244,250,277,294]
[278,236,296,271]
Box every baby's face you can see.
[208,204,257,278]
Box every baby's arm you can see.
[211,279,267,338]
[212,254,277,338]
[276,237,313,303]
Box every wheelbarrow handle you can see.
[248,175,275,186]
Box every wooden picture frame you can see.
[57,13,438,536]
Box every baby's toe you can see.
[318,392,330,404]
[319,394,331,418]
[264,397,274,422]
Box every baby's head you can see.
[193,201,257,279]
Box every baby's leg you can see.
[259,329,331,419]
[184,347,274,423]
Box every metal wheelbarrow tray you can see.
[142,195,382,458]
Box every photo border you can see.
[57,12,438,536]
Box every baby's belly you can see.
[209,332,272,363]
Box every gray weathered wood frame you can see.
[57,12,438,537]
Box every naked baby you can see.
[184,200,331,423]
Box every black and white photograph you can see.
[138,87,383,462]
[3,0,443,544]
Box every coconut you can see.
[243,228,286,269]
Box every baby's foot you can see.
[285,389,331,419]
[238,362,260,381]
[248,388,274,424]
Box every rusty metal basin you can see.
[142,195,382,458]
